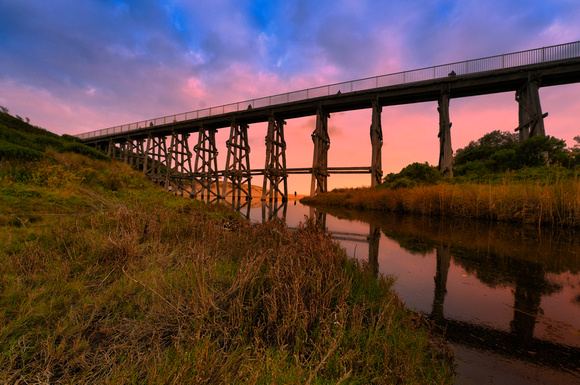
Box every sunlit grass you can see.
[303,171,580,227]
[0,116,455,383]
[0,195,455,383]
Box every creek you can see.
[240,200,580,385]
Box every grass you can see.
[302,169,580,227]
[0,113,455,383]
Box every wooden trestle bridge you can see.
[77,41,580,203]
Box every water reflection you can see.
[262,199,287,223]
[245,201,580,383]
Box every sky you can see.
[1,0,580,193]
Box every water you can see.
[242,200,580,384]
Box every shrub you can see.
[382,162,442,189]
[62,142,110,161]
[486,149,518,172]
[454,161,488,178]
[0,142,44,161]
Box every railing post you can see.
[542,47,545,62]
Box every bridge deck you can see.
[78,42,580,143]
[79,41,580,144]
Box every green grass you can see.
[0,113,455,383]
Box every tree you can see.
[516,135,566,167]
[570,135,580,167]
[455,130,518,166]
[454,130,573,175]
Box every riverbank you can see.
[0,113,454,383]
[301,177,580,227]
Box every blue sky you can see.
[1,0,579,191]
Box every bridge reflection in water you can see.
[241,200,580,384]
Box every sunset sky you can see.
[1,1,580,193]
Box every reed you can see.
[303,178,580,227]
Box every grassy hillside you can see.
[0,113,454,383]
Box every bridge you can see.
[77,41,580,202]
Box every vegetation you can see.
[0,110,454,383]
[303,132,580,227]
[453,130,579,177]
[0,111,108,162]
[382,162,442,189]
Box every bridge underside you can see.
[82,57,580,201]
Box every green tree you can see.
[516,135,567,167]
[455,130,518,166]
[569,135,580,167]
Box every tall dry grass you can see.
[1,141,454,383]
[1,199,454,383]
[304,180,580,227]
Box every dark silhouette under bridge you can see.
[77,41,580,202]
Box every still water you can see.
[238,200,580,385]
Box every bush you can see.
[382,162,442,189]
[389,177,417,189]
[487,149,518,172]
[0,142,44,161]
[62,142,110,161]
[454,161,488,178]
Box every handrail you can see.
[76,41,580,140]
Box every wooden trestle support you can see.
[370,100,383,187]
[222,122,252,205]
[124,137,147,171]
[262,115,288,202]
[310,107,330,196]
[106,139,122,159]
[193,126,220,203]
[143,134,169,187]
[437,89,453,177]
[167,131,193,196]
[516,74,547,142]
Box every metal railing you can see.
[77,41,580,140]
